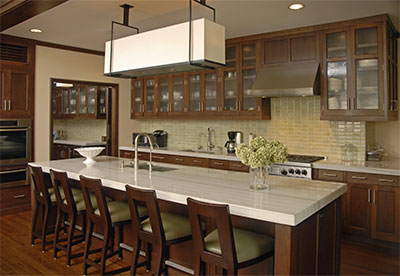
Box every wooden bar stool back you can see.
[50,169,86,266]
[125,184,193,276]
[29,165,57,252]
[80,175,131,275]
[187,197,274,275]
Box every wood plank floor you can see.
[1,211,399,275]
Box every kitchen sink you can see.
[180,149,217,154]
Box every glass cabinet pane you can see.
[189,74,201,112]
[327,61,348,110]
[205,73,217,111]
[62,89,68,114]
[356,59,378,109]
[327,32,347,58]
[88,86,96,114]
[224,71,237,111]
[145,79,155,112]
[98,87,106,114]
[70,88,76,114]
[159,77,169,112]
[242,44,256,67]
[134,80,142,113]
[52,91,57,115]
[355,27,377,55]
[173,76,183,112]
[226,46,236,68]
[79,87,86,113]
[242,68,257,111]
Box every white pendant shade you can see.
[104,18,225,78]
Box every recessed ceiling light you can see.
[29,28,42,33]
[289,3,305,10]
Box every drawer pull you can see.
[378,178,394,183]
[14,194,26,199]
[153,156,165,160]
[323,173,337,177]
[214,162,224,166]
[175,158,184,161]
[368,189,371,203]
[193,160,202,164]
[232,164,243,168]
[352,176,367,180]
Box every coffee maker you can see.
[224,131,243,153]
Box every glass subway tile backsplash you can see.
[139,97,366,161]
[53,118,106,142]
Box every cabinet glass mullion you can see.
[205,72,217,111]
[189,74,201,112]
[159,77,169,113]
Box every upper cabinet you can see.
[321,16,398,121]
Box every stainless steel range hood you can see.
[250,62,321,97]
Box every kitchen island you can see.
[30,156,347,275]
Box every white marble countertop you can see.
[54,140,106,147]
[29,156,346,226]
[120,146,400,176]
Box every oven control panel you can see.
[269,165,312,179]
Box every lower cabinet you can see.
[315,169,399,243]
[0,185,31,216]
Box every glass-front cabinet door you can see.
[97,86,107,119]
[78,86,87,114]
[60,87,77,116]
[87,86,96,115]
[144,78,155,113]
[240,42,259,113]
[223,45,238,112]
[131,79,143,117]
[189,72,202,112]
[172,74,184,113]
[204,72,217,112]
[158,76,170,114]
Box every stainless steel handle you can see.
[153,156,165,160]
[0,128,29,132]
[8,100,11,111]
[0,168,27,174]
[348,98,351,110]
[175,158,184,161]
[193,160,202,163]
[214,162,224,166]
[232,164,243,168]
[372,189,376,204]
[258,105,261,112]
[323,173,338,177]
[378,178,394,183]
[14,194,26,199]
[123,152,131,156]
[368,189,371,203]
[352,176,367,180]
[198,102,201,111]
[353,98,356,110]
[238,101,241,110]
[3,100,6,110]
[236,100,239,111]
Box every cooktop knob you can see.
[288,168,294,174]
[281,169,288,175]
[295,169,301,175]
[301,169,308,176]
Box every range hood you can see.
[104,18,225,78]
[250,62,321,97]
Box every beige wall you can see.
[34,46,136,161]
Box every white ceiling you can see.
[2,0,400,52]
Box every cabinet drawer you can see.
[171,155,191,165]
[151,153,171,164]
[229,161,249,172]
[347,172,374,184]
[0,185,31,209]
[347,172,399,186]
[372,174,399,186]
[120,150,134,159]
[316,169,345,182]
[210,159,230,170]
[188,157,209,168]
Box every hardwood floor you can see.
[1,211,399,275]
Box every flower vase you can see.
[250,166,270,190]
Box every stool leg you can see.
[146,243,152,271]
[130,238,142,275]
[66,214,76,266]
[41,205,50,252]
[83,221,94,276]
[99,228,110,275]
[193,257,205,276]
[154,246,165,276]
[118,225,124,259]
[53,208,62,259]
[31,202,39,245]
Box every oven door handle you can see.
[0,168,27,174]
[0,128,29,132]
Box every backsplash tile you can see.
[139,97,366,161]
[53,118,106,142]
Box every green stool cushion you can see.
[74,193,112,212]
[95,201,147,224]
[47,187,81,203]
[204,228,274,263]
[141,213,192,241]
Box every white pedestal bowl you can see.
[75,147,105,164]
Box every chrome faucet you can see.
[207,127,215,151]
[134,133,153,176]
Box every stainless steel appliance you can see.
[152,130,168,148]
[269,154,325,179]
[224,131,243,153]
[0,119,32,166]
[132,130,167,148]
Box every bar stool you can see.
[125,184,194,276]
[187,197,275,275]
[50,169,91,266]
[29,165,58,252]
[80,176,143,275]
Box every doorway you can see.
[49,78,119,160]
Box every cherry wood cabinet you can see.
[314,168,399,243]
[320,17,398,121]
[0,185,31,216]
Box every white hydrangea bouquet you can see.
[236,136,287,189]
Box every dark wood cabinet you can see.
[54,145,71,159]
[347,182,372,237]
[0,185,31,216]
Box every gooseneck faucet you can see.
[134,133,153,176]
[207,127,215,151]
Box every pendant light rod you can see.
[120,4,133,26]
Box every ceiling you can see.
[2,0,399,52]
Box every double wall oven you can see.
[0,119,32,188]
